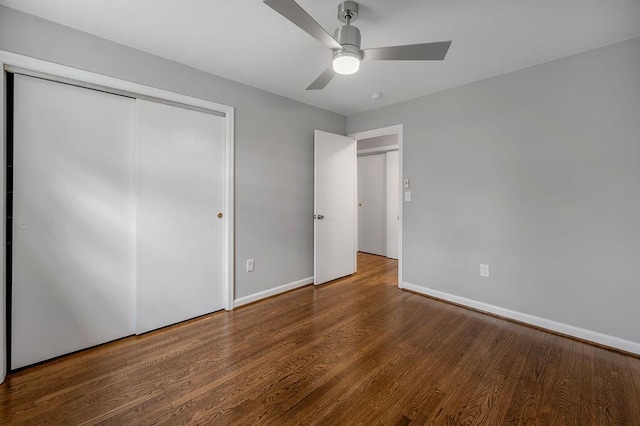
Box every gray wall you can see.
[348,37,640,344]
[0,7,345,299]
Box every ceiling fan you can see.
[263,0,452,90]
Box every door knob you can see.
[315,214,325,220]
[218,213,223,218]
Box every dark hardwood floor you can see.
[1,252,639,425]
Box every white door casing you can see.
[386,151,400,259]
[314,130,357,285]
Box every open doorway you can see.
[350,125,403,287]
[357,135,399,258]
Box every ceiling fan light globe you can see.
[333,54,360,75]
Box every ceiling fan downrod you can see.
[337,1,358,24]
[334,1,361,52]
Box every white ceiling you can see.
[2,0,639,116]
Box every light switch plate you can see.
[480,264,490,278]
[404,191,411,202]
[404,179,410,188]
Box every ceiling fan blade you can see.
[362,41,452,61]
[264,0,342,50]
[306,66,336,90]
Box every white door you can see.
[358,154,386,256]
[386,151,400,259]
[12,75,136,369]
[314,130,356,285]
[136,100,225,334]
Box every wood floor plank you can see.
[1,252,639,425]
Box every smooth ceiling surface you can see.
[1,0,639,115]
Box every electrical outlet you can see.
[404,191,411,202]
[246,259,255,272]
[480,264,490,278]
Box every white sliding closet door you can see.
[12,75,136,369]
[358,153,386,256]
[136,100,225,334]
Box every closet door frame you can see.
[0,51,235,382]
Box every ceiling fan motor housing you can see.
[333,24,362,61]
[334,24,361,49]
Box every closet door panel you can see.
[136,100,225,334]
[12,75,136,369]
[358,154,386,256]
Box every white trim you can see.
[234,277,313,308]
[0,51,232,115]
[0,51,236,381]
[398,127,403,286]
[313,132,317,284]
[350,125,403,140]
[352,138,358,274]
[349,124,404,286]
[224,107,235,311]
[403,282,640,355]
[357,145,399,156]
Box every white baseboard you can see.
[234,276,314,308]
[403,282,640,356]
